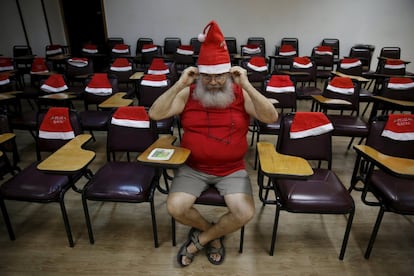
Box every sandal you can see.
[177,228,204,267]
[206,236,225,265]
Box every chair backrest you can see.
[290,58,317,83]
[281,38,299,56]
[263,77,296,111]
[65,58,94,83]
[277,113,333,167]
[107,37,124,54]
[107,108,158,158]
[337,59,363,76]
[139,78,171,107]
[189,37,202,55]
[36,108,83,159]
[380,47,401,59]
[13,45,32,57]
[366,116,414,159]
[378,77,414,101]
[135,37,154,55]
[321,38,340,58]
[321,77,361,113]
[247,37,266,56]
[349,45,375,72]
[141,45,163,66]
[225,37,238,55]
[163,37,182,55]
[311,46,334,68]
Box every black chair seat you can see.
[83,162,156,202]
[195,186,225,206]
[277,169,354,213]
[328,114,369,137]
[371,170,414,213]
[9,110,37,131]
[0,162,70,201]
[296,87,322,100]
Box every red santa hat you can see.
[279,44,296,56]
[30,58,49,74]
[381,114,414,141]
[326,76,355,95]
[290,112,334,139]
[315,46,333,56]
[0,57,14,71]
[141,74,168,87]
[293,56,312,68]
[0,74,10,86]
[112,44,129,53]
[85,73,113,95]
[247,56,268,72]
[242,44,261,55]
[176,45,194,55]
[266,75,295,93]
[384,59,406,69]
[46,44,63,56]
[40,74,68,93]
[387,77,414,89]
[111,106,150,128]
[340,58,362,69]
[82,44,98,54]
[68,57,89,67]
[141,44,158,53]
[110,58,132,71]
[197,20,231,74]
[38,107,75,140]
[147,58,169,75]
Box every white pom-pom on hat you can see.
[198,33,206,42]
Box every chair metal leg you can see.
[82,197,95,244]
[365,207,385,259]
[150,200,159,248]
[172,217,176,246]
[239,225,245,253]
[0,199,16,240]
[339,208,355,260]
[269,206,281,256]
[59,199,74,247]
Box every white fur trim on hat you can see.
[198,63,231,74]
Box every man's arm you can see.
[230,66,278,123]
[148,66,198,120]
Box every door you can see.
[61,0,107,56]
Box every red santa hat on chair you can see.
[326,76,355,95]
[141,74,168,87]
[30,58,49,74]
[0,57,14,71]
[0,74,10,86]
[111,106,150,128]
[39,107,75,140]
[147,58,169,75]
[340,58,362,69]
[290,112,334,139]
[82,44,98,54]
[382,114,414,141]
[197,20,231,74]
[41,74,68,93]
[247,56,268,72]
[110,58,132,71]
[85,73,113,95]
[315,46,333,56]
[387,77,414,89]
[176,45,194,55]
[68,57,88,67]
[46,44,63,56]
[112,44,129,54]
[384,59,406,69]
[279,45,296,56]
[266,75,295,93]
[293,56,312,68]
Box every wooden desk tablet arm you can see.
[353,144,414,205]
[37,134,96,193]
[256,142,314,205]
[137,135,191,194]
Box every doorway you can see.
[61,0,107,56]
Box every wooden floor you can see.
[0,97,413,275]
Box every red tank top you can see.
[180,83,250,176]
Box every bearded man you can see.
[149,21,277,267]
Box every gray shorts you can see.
[170,165,252,197]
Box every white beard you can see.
[193,77,235,108]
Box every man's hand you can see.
[229,66,248,86]
[180,66,199,87]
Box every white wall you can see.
[1,0,414,71]
[103,0,414,71]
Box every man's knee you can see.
[166,192,196,218]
